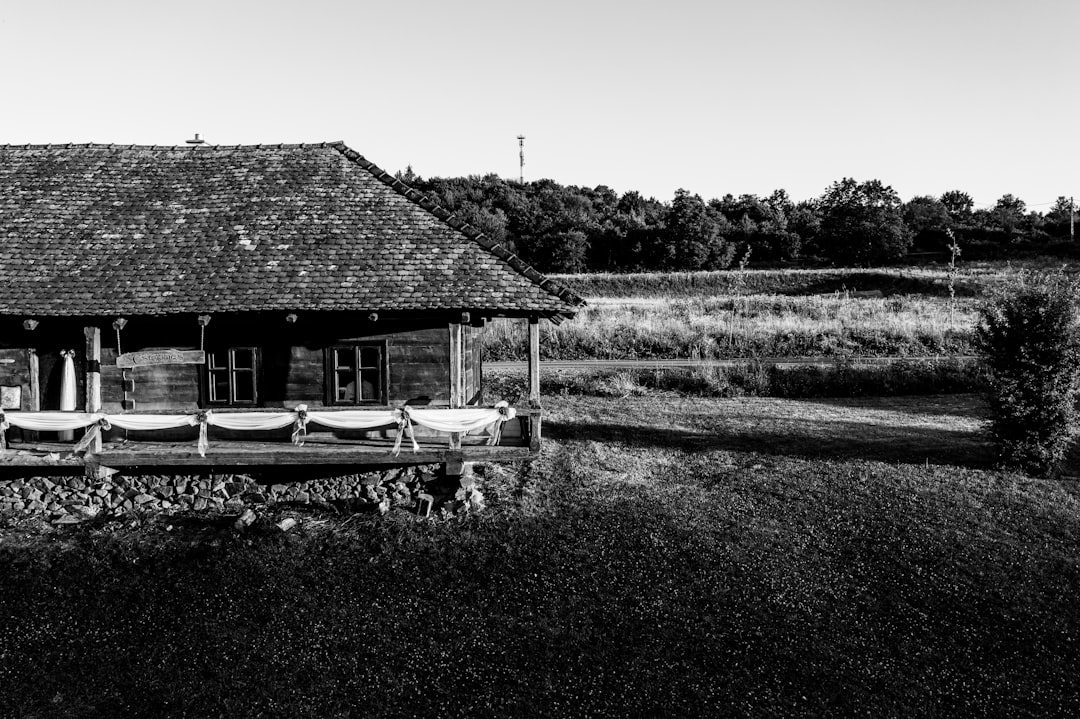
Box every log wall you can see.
[1,315,456,413]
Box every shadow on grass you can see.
[545,417,993,468]
[777,271,982,298]
[789,393,989,420]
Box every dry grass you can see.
[487,260,1077,362]
[485,293,978,360]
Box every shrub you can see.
[975,271,1080,476]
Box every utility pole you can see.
[517,135,525,184]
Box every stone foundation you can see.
[0,465,484,524]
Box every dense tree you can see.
[1044,196,1076,239]
[816,179,912,265]
[992,194,1028,236]
[903,196,953,251]
[939,190,974,220]
[398,166,1074,271]
[710,191,801,261]
[529,230,590,273]
[662,190,736,270]
[789,200,821,255]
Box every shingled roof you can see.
[0,142,583,319]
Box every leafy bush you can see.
[976,272,1080,476]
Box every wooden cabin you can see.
[0,142,583,476]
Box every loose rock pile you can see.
[0,465,484,524]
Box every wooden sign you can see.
[116,349,206,369]
[1,386,21,410]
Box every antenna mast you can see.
[517,135,525,184]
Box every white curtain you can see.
[58,350,76,440]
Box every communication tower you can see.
[517,135,525,184]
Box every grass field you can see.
[485,294,978,361]
[484,265,997,362]
[3,392,1079,717]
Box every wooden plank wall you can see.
[3,316,456,413]
[0,348,32,411]
[261,324,451,408]
[385,326,450,406]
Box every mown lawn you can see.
[2,394,1080,717]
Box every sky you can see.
[1,0,1078,209]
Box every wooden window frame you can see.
[203,347,260,407]
[325,342,388,406]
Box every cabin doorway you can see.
[38,349,84,412]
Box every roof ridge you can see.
[329,143,585,309]
[0,141,348,150]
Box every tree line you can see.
[396,167,1077,272]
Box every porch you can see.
[0,405,540,475]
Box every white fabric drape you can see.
[303,410,399,430]
[0,403,518,458]
[206,412,297,431]
[5,412,101,432]
[409,404,516,434]
[107,414,200,431]
[59,350,76,440]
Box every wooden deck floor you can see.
[1,435,531,471]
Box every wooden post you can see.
[84,326,102,452]
[448,320,464,449]
[527,315,540,407]
[27,348,40,412]
[449,321,463,407]
[26,348,40,442]
[527,315,541,451]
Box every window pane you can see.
[209,371,229,402]
[208,351,228,370]
[360,346,380,368]
[232,349,254,370]
[334,348,354,369]
[360,368,379,401]
[232,370,255,402]
[336,371,356,403]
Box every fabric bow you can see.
[487,401,514,446]
[70,416,112,455]
[195,410,211,457]
[391,407,419,456]
[292,404,309,446]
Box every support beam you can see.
[27,348,40,412]
[527,315,541,451]
[449,321,464,407]
[84,326,103,455]
[527,315,540,407]
[448,320,464,449]
[26,348,40,442]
